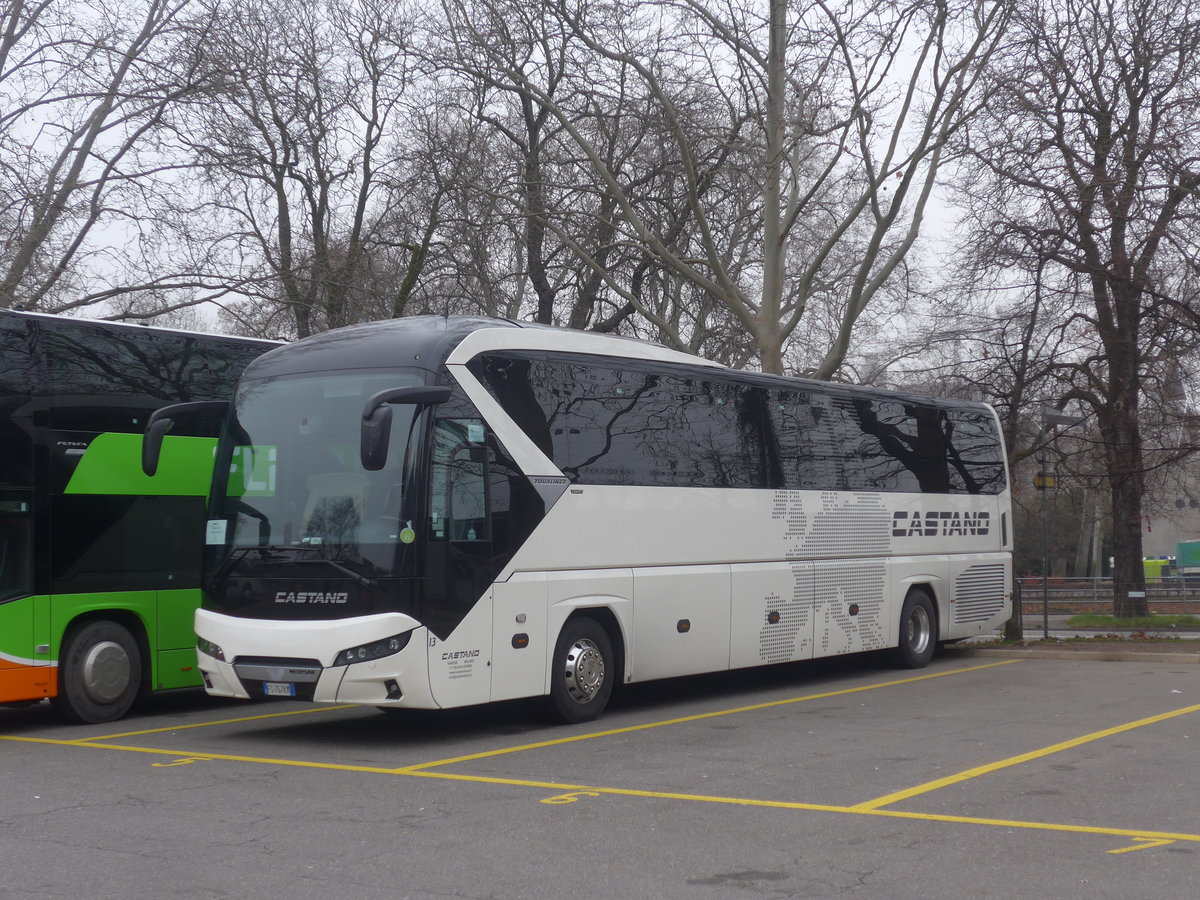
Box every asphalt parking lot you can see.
[3,650,1198,899]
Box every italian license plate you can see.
[264,682,296,697]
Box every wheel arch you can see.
[558,606,626,688]
[897,577,943,641]
[59,609,152,696]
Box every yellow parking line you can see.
[402,659,1022,772]
[79,704,359,742]
[402,767,1200,845]
[0,735,399,774]
[8,680,1200,849]
[851,701,1200,811]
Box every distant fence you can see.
[1016,577,1200,615]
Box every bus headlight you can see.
[197,637,225,662]
[332,632,412,667]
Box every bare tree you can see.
[169,0,436,338]
[0,0,221,315]
[951,0,1200,615]
[437,0,1008,374]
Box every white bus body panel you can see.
[490,574,548,703]
[494,484,1010,679]
[729,562,815,667]
[631,565,730,681]
[426,598,492,708]
[194,608,438,708]
[445,328,725,370]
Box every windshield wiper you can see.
[216,544,380,586]
[244,545,378,586]
[283,555,377,587]
[205,545,258,587]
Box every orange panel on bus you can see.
[0,660,56,703]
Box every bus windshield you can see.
[210,370,426,568]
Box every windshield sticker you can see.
[206,520,227,545]
[400,526,416,544]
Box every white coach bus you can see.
[145,316,1012,722]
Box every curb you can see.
[952,646,1200,664]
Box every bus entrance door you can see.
[426,418,496,707]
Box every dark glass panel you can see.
[49,495,205,592]
[559,364,664,485]
[0,492,33,602]
[468,355,566,464]
[768,390,841,490]
[487,438,544,562]
[848,399,948,493]
[44,324,263,437]
[0,316,33,488]
[943,408,1007,495]
[430,418,489,542]
[471,351,996,496]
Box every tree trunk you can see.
[1104,389,1148,617]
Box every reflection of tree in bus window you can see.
[431,419,488,542]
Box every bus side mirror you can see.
[142,416,174,477]
[361,404,394,471]
[142,400,230,476]
[361,386,453,471]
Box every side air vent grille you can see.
[954,564,1007,623]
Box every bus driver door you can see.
[425,417,495,707]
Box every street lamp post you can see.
[1037,406,1086,639]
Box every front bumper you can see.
[194,608,437,709]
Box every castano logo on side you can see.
[892,510,990,538]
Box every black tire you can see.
[548,617,615,724]
[893,590,936,669]
[50,620,142,724]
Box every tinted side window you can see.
[943,408,1006,495]
[0,316,32,488]
[768,390,840,490]
[42,324,269,592]
[557,363,660,484]
[469,354,568,465]
[850,399,948,493]
[44,325,260,436]
[825,397,885,491]
[552,365,769,488]
[49,495,205,592]
[46,324,186,432]
[0,493,33,602]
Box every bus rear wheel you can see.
[51,620,142,724]
[548,617,614,724]
[893,590,936,669]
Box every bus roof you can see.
[0,307,280,347]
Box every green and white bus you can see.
[0,309,275,723]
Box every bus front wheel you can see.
[548,617,614,724]
[51,620,142,724]
[893,590,936,669]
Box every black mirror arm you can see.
[360,385,453,471]
[142,400,229,476]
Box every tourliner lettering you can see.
[891,510,990,537]
[274,591,349,604]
